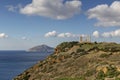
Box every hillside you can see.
[14,42,120,80]
[28,44,54,53]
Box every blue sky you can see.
[0,0,120,50]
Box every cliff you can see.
[14,42,120,80]
[28,44,54,53]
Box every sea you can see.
[0,51,51,80]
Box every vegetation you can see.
[96,70,105,80]
[56,41,78,52]
[99,53,110,58]
[14,41,120,80]
[56,77,86,80]
[96,65,120,79]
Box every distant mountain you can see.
[28,45,54,53]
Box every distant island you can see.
[14,42,120,80]
[27,44,54,53]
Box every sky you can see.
[0,0,120,50]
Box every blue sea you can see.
[0,51,51,80]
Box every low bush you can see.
[56,77,86,80]
[99,54,110,58]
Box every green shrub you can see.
[76,49,85,53]
[99,54,110,58]
[115,78,120,80]
[96,65,120,79]
[56,77,85,80]
[94,41,98,44]
[96,70,105,80]
[56,41,78,52]
[23,75,30,80]
[85,69,96,77]
[106,65,120,78]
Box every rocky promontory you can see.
[14,42,120,80]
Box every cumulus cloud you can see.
[45,31,57,37]
[92,29,120,38]
[22,37,29,40]
[58,33,76,38]
[45,31,79,38]
[0,33,8,38]
[102,29,120,38]
[92,31,100,38]
[87,1,120,27]
[6,4,22,12]
[20,0,82,19]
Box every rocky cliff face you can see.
[28,44,54,53]
[14,42,120,80]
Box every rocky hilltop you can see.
[14,42,120,80]
[28,44,54,53]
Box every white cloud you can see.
[92,29,120,38]
[92,31,99,38]
[87,1,120,27]
[58,33,76,38]
[0,33,8,38]
[20,0,82,20]
[6,4,22,12]
[102,29,120,37]
[45,31,80,38]
[6,5,16,12]
[22,37,29,40]
[45,31,57,37]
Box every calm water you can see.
[0,51,51,80]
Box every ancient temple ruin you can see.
[80,35,91,43]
